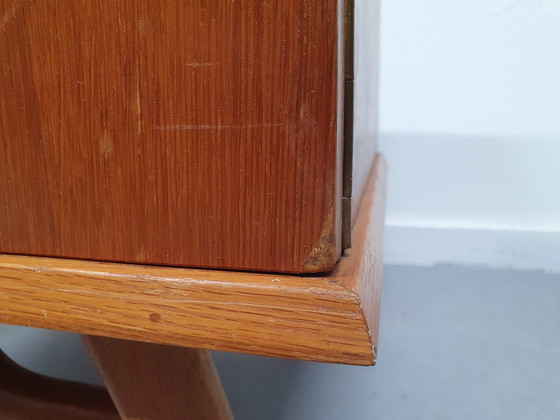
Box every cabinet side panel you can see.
[351,0,380,221]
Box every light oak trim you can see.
[0,155,386,366]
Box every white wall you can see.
[378,0,560,272]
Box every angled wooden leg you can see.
[83,336,234,420]
[0,349,119,420]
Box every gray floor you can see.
[1,265,559,420]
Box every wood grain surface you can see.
[0,156,384,366]
[0,349,119,420]
[84,336,233,420]
[0,0,344,273]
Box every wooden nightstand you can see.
[0,1,384,418]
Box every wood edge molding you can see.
[332,153,387,364]
[0,155,386,366]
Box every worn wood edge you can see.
[334,154,387,364]
[0,155,386,366]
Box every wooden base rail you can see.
[0,155,385,366]
[0,348,119,420]
[0,155,386,366]
[0,340,233,420]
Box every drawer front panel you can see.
[0,0,343,273]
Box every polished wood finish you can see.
[0,349,119,420]
[0,156,385,366]
[0,0,344,274]
[84,336,233,420]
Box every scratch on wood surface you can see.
[187,62,216,68]
[56,289,109,297]
[304,207,338,272]
[0,0,22,30]
[135,87,143,135]
[135,247,148,261]
[99,133,114,160]
[155,123,282,131]
[52,287,361,318]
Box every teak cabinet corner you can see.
[0,0,379,274]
